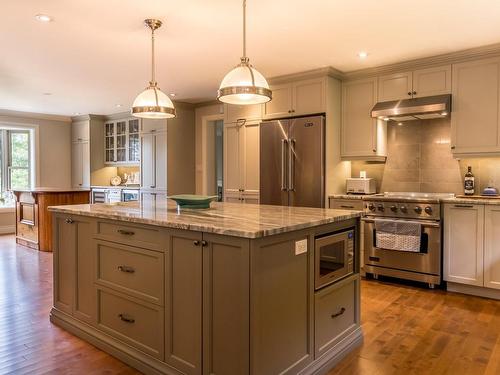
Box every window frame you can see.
[6,129,31,191]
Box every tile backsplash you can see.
[352,118,465,194]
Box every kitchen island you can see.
[48,200,362,375]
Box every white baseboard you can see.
[0,225,15,235]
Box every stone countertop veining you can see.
[442,196,500,205]
[328,194,377,200]
[48,201,361,239]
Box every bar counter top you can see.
[48,200,361,238]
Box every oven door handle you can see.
[361,217,441,228]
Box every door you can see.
[292,78,326,115]
[341,78,379,158]
[289,116,324,208]
[105,122,115,163]
[154,132,167,191]
[259,120,289,206]
[484,205,500,289]
[140,133,154,189]
[223,123,241,200]
[72,142,83,188]
[443,204,484,286]
[241,121,260,196]
[451,57,500,154]
[412,65,451,97]
[165,230,203,375]
[263,83,292,119]
[128,118,140,163]
[74,217,95,324]
[378,71,413,101]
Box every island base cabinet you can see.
[315,275,360,357]
[250,232,312,375]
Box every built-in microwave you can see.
[314,228,355,290]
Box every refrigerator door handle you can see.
[288,138,296,191]
[281,139,288,191]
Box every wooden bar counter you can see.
[14,188,90,252]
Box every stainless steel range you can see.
[362,192,455,288]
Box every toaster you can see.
[346,178,377,194]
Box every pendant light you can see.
[132,19,176,119]
[217,0,272,105]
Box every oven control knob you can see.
[400,206,408,213]
[425,206,433,215]
[390,205,398,213]
[414,206,423,214]
[377,204,385,212]
[368,203,376,211]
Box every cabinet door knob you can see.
[331,307,346,319]
[451,146,456,150]
[407,92,412,96]
[193,240,200,246]
[118,314,135,324]
[201,240,208,247]
[372,149,377,153]
[65,218,74,224]
[413,91,417,95]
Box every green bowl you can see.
[167,195,218,209]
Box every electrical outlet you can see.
[295,239,307,255]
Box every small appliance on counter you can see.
[346,177,377,195]
[482,186,499,197]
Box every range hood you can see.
[371,94,451,121]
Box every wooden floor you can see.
[1,235,500,375]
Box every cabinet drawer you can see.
[315,276,359,357]
[96,241,164,305]
[97,288,164,360]
[329,198,364,211]
[96,221,164,251]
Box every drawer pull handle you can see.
[117,229,135,236]
[331,307,346,319]
[454,205,473,208]
[340,205,355,209]
[118,265,135,273]
[118,314,135,324]
[65,218,74,224]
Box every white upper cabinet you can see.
[72,120,90,142]
[224,103,262,123]
[378,65,451,101]
[451,57,500,155]
[341,78,386,161]
[444,204,484,286]
[412,65,452,97]
[264,77,326,119]
[378,72,413,102]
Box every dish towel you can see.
[374,219,422,252]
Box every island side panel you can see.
[250,228,313,375]
[202,233,250,375]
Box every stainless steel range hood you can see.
[371,94,451,121]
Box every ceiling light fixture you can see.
[115,104,122,108]
[35,14,52,22]
[358,51,368,59]
[131,19,176,119]
[217,0,272,105]
[169,93,176,97]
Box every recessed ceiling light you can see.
[398,122,403,126]
[169,93,176,97]
[42,92,52,96]
[35,14,52,22]
[73,112,81,116]
[357,51,368,59]
[115,104,122,108]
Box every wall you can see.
[351,118,464,194]
[167,104,196,195]
[0,110,72,189]
[458,158,500,193]
[194,103,224,194]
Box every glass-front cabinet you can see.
[105,118,141,165]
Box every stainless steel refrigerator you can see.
[260,115,325,208]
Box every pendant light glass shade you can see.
[132,19,176,119]
[217,1,272,105]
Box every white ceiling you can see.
[3,0,500,116]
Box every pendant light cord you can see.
[151,27,156,84]
[242,0,247,59]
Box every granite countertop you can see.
[91,185,140,189]
[48,201,361,239]
[442,196,500,205]
[328,194,377,200]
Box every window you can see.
[8,131,30,190]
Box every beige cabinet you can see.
[484,205,500,289]
[451,57,500,155]
[223,120,259,203]
[224,103,262,123]
[444,204,484,286]
[71,140,90,188]
[378,65,451,101]
[140,130,167,191]
[104,117,141,165]
[264,77,326,119]
[341,78,387,160]
[72,120,90,142]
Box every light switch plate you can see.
[295,239,308,255]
